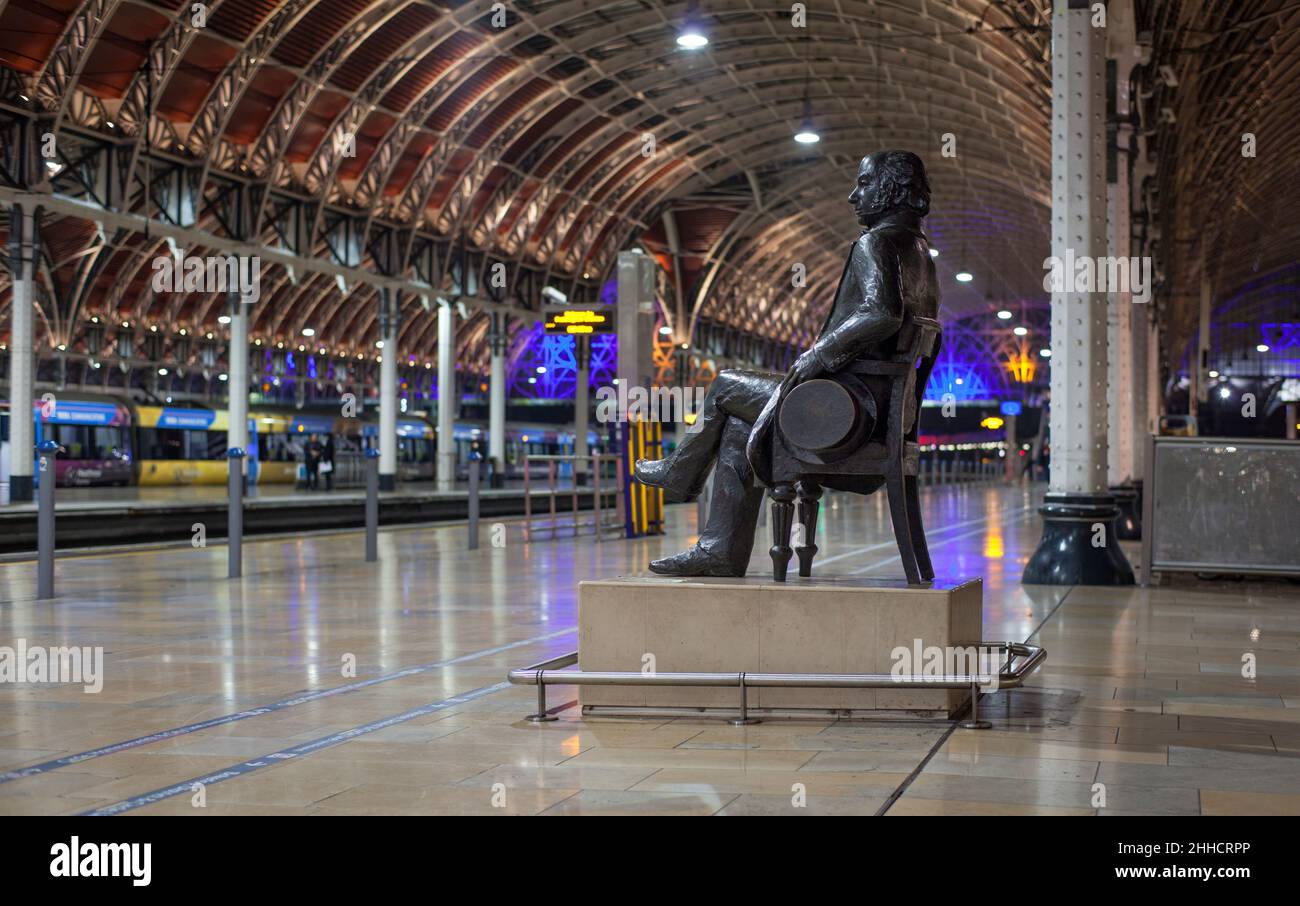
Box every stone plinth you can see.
[579,575,982,718]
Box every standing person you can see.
[304,433,323,491]
[322,435,335,491]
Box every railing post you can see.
[36,439,59,599]
[365,447,380,562]
[227,446,245,579]
[961,682,992,730]
[525,673,557,723]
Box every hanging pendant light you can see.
[794,94,821,144]
[677,1,708,48]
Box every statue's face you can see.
[848,155,882,226]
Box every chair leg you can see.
[904,474,934,581]
[769,483,796,582]
[795,480,821,578]
[886,473,922,585]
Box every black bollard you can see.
[467,453,481,550]
[36,439,59,599]
[227,447,245,579]
[365,448,380,562]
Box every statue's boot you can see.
[633,421,721,503]
[649,418,764,577]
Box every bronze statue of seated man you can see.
[633,149,940,576]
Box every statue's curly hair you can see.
[868,150,931,218]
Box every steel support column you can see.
[436,300,456,492]
[1107,51,1140,540]
[1024,1,1134,585]
[7,205,36,503]
[1193,265,1212,422]
[574,334,590,485]
[488,313,507,489]
[378,289,398,491]
[226,290,249,467]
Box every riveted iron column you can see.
[1024,0,1134,585]
[8,205,37,503]
[436,299,457,492]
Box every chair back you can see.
[893,316,942,444]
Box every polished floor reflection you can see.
[1,481,1297,815]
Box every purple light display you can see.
[509,323,618,399]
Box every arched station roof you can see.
[0,0,1295,376]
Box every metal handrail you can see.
[508,641,1045,728]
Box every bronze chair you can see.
[767,316,942,585]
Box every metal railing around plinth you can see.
[507,641,1045,729]
[522,453,624,541]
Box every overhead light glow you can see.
[1013,326,1028,336]
[929,248,939,258]
[1040,348,1052,358]
[793,130,820,144]
[676,30,708,49]
[218,315,231,324]
[1208,370,1219,378]
[955,271,973,283]
[996,310,1013,320]
[302,327,315,337]
[1256,344,1270,352]
[1220,387,1231,399]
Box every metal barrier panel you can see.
[519,453,625,541]
[1142,435,1300,579]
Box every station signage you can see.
[544,309,613,335]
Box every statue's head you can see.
[848,150,931,227]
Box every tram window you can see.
[260,434,296,462]
[138,428,184,460]
[187,429,227,460]
[398,437,430,464]
[54,424,90,459]
[91,426,125,459]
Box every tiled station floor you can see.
[1,481,1298,816]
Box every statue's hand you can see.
[786,349,823,386]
